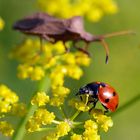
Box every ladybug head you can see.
[76,85,93,96]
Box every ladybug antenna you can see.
[98,30,135,64]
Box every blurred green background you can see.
[0,0,140,140]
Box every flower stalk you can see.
[12,76,50,140]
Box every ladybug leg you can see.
[89,98,98,112]
[80,95,83,101]
[102,104,109,114]
[104,110,109,114]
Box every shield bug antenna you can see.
[91,30,135,63]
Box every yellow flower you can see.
[30,66,45,81]
[83,120,100,140]
[0,85,18,103]
[17,64,33,79]
[0,101,11,113]
[75,101,90,112]
[75,52,91,66]
[62,53,76,65]
[0,121,14,137]
[26,117,41,132]
[50,97,65,107]
[56,122,71,137]
[42,132,58,140]
[51,41,66,54]
[0,85,19,113]
[83,129,100,140]
[50,67,66,87]
[37,0,118,22]
[87,8,103,22]
[34,108,55,125]
[10,39,41,63]
[52,86,70,97]
[95,115,113,132]
[91,109,113,132]
[66,65,83,79]
[70,134,82,140]
[31,92,50,106]
[84,120,98,131]
[0,17,4,31]
[26,109,55,132]
[11,103,27,117]
[17,64,45,80]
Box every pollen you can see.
[31,92,50,106]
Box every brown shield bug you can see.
[13,12,133,63]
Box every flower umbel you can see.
[0,85,26,137]
[37,0,118,22]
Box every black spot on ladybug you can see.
[105,98,110,103]
[113,92,116,96]
[115,104,118,109]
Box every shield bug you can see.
[13,12,133,63]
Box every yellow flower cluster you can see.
[37,0,118,22]
[69,99,90,112]
[70,134,82,140]
[50,86,70,106]
[11,39,90,107]
[0,85,26,137]
[42,121,71,140]
[26,108,55,132]
[68,98,113,139]
[91,109,113,132]
[0,17,4,31]
[83,120,100,140]
[11,39,90,82]
[0,121,14,137]
[31,91,50,106]
[0,84,22,114]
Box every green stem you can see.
[38,127,55,132]
[73,121,83,126]
[59,106,67,118]
[70,110,81,121]
[110,94,140,117]
[12,76,50,140]
[52,120,61,124]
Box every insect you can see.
[13,12,133,63]
[76,82,119,112]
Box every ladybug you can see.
[76,82,119,112]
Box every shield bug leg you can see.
[63,42,70,53]
[41,34,55,44]
[73,42,90,56]
[99,39,109,64]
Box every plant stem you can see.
[59,106,67,118]
[110,94,140,117]
[12,76,50,140]
[52,120,61,124]
[70,110,81,121]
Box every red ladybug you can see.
[77,82,119,112]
